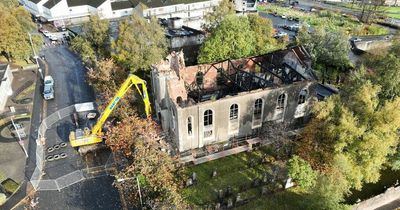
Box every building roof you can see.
[66,0,107,8]
[43,0,62,9]
[29,0,42,4]
[142,0,208,8]
[111,0,136,10]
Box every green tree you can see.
[203,0,235,31]
[70,36,96,65]
[287,155,317,190]
[83,15,110,58]
[248,14,286,55]
[112,15,167,72]
[199,15,287,63]
[198,15,255,63]
[297,26,350,83]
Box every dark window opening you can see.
[277,93,286,109]
[204,109,213,126]
[254,99,262,120]
[230,104,239,120]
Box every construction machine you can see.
[69,74,151,148]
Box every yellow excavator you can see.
[69,74,151,148]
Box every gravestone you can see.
[261,186,268,195]
[285,178,294,189]
[262,173,268,183]
[236,193,242,203]
[218,189,224,200]
[212,169,217,178]
[192,172,197,182]
[186,178,193,187]
[215,202,221,210]
[227,198,233,208]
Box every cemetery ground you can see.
[182,143,298,209]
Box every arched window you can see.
[277,93,286,109]
[204,109,213,126]
[298,89,307,104]
[187,117,193,136]
[229,104,239,120]
[254,99,263,120]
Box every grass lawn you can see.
[182,145,290,207]
[329,2,400,19]
[257,4,390,35]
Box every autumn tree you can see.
[106,114,187,209]
[70,37,97,65]
[112,15,167,72]
[0,2,42,62]
[296,26,350,83]
[198,15,285,63]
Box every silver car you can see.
[43,76,55,100]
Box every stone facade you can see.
[151,47,322,152]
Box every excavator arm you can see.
[69,74,151,147]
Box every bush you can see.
[0,193,6,205]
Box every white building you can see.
[19,0,222,29]
[0,64,14,112]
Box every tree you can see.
[359,0,386,23]
[70,36,97,65]
[0,2,42,62]
[112,15,167,72]
[297,26,350,83]
[203,0,235,31]
[247,14,286,55]
[287,155,317,190]
[298,78,400,190]
[106,115,187,209]
[83,15,110,58]
[199,15,287,63]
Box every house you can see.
[234,0,257,13]
[161,17,205,65]
[151,47,334,153]
[19,0,222,29]
[0,64,14,112]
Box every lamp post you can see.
[28,32,43,79]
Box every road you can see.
[259,12,298,40]
[11,42,121,209]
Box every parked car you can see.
[49,35,58,41]
[43,75,55,100]
[281,15,287,19]
[274,31,288,38]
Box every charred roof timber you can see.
[152,46,316,106]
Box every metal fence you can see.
[29,103,116,191]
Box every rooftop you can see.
[153,46,316,107]
[0,64,9,86]
[111,0,136,10]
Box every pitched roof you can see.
[43,0,62,9]
[66,0,107,8]
[141,0,208,8]
[111,0,136,10]
[29,0,42,3]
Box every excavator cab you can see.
[69,74,151,148]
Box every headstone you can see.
[218,189,224,200]
[186,178,193,187]
[285,178,294,189]
[192,172,197,182]
[236,193,242,203]
[261,186,268,195]
[212,169,217,178]
[227,198,233,208]
[215,202,221,210]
